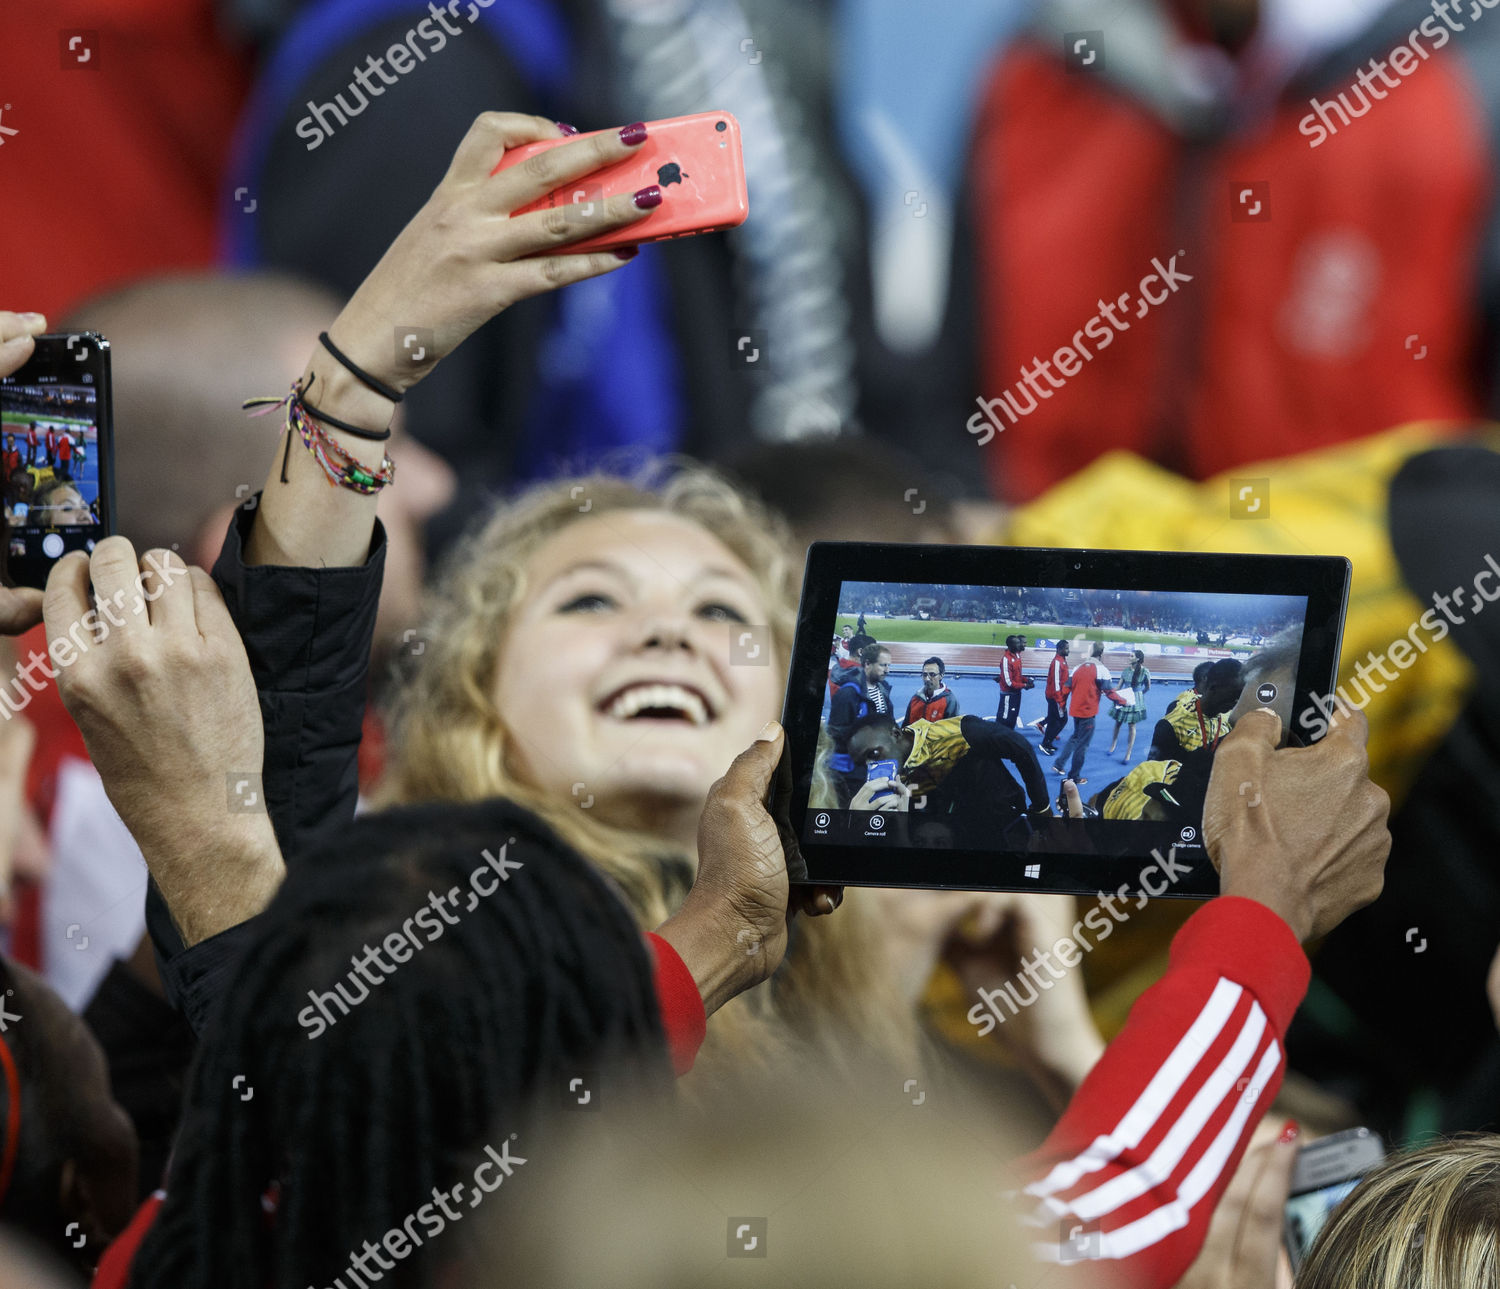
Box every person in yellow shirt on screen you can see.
[844,709,1055,840]
[1147,657,1242,761]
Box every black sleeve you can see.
[1149,716,1181,762]
[959,714,1049,810]
[145,501,386,1018]
[210,501,385,861]
[151,918,260,1037]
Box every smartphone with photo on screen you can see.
[0,333,114,590]
[1284,1127,1385,1271]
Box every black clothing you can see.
[1041,696,1068,749]
[956,714,1049,814]
[82,962,196,1202]
[148,502,386,1033]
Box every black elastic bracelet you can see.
[297,392,393,442]
[318,331,404,404]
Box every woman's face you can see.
[37,486,89,525]
[492,510,784,823]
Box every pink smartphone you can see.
[492,111,749,255]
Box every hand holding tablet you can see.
[778,543,1352,900]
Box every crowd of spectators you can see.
[1,0,1499,1284]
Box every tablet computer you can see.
[777,544,1350,898]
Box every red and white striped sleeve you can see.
[1016,896,1310,1288]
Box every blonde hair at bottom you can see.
[1297,1133,1500,1289]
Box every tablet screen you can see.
[782,545,1349,896]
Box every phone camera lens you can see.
[1073,562,1081,570]
[715,120,727,132]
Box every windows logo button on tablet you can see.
[1024,864,1041,879]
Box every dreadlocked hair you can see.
[130,797,673,1289]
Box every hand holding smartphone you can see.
[1283,1127,1384,1270]
[491,111,749,255]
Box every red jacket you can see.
[1065,660,1124,719]
[904,686,959,725]
[1045,654,1071,703]
[1019,898,1308,1284]
[970,12,1486,500]
[999,650,1025,691]
[827,657,862,699]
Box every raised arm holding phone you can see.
[247,113,659,573]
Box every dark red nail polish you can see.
[632,185,662,210]
[556,121,580,136]
[619,121,647,147]
[612,246,639,261]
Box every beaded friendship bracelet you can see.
[243,378,396,495]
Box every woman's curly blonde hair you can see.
[378,459,919,1076]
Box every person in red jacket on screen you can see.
[995,632,1032,726]
[904,655,961,725]
[1032,638,1071,755]
[1052,641,1127,784]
